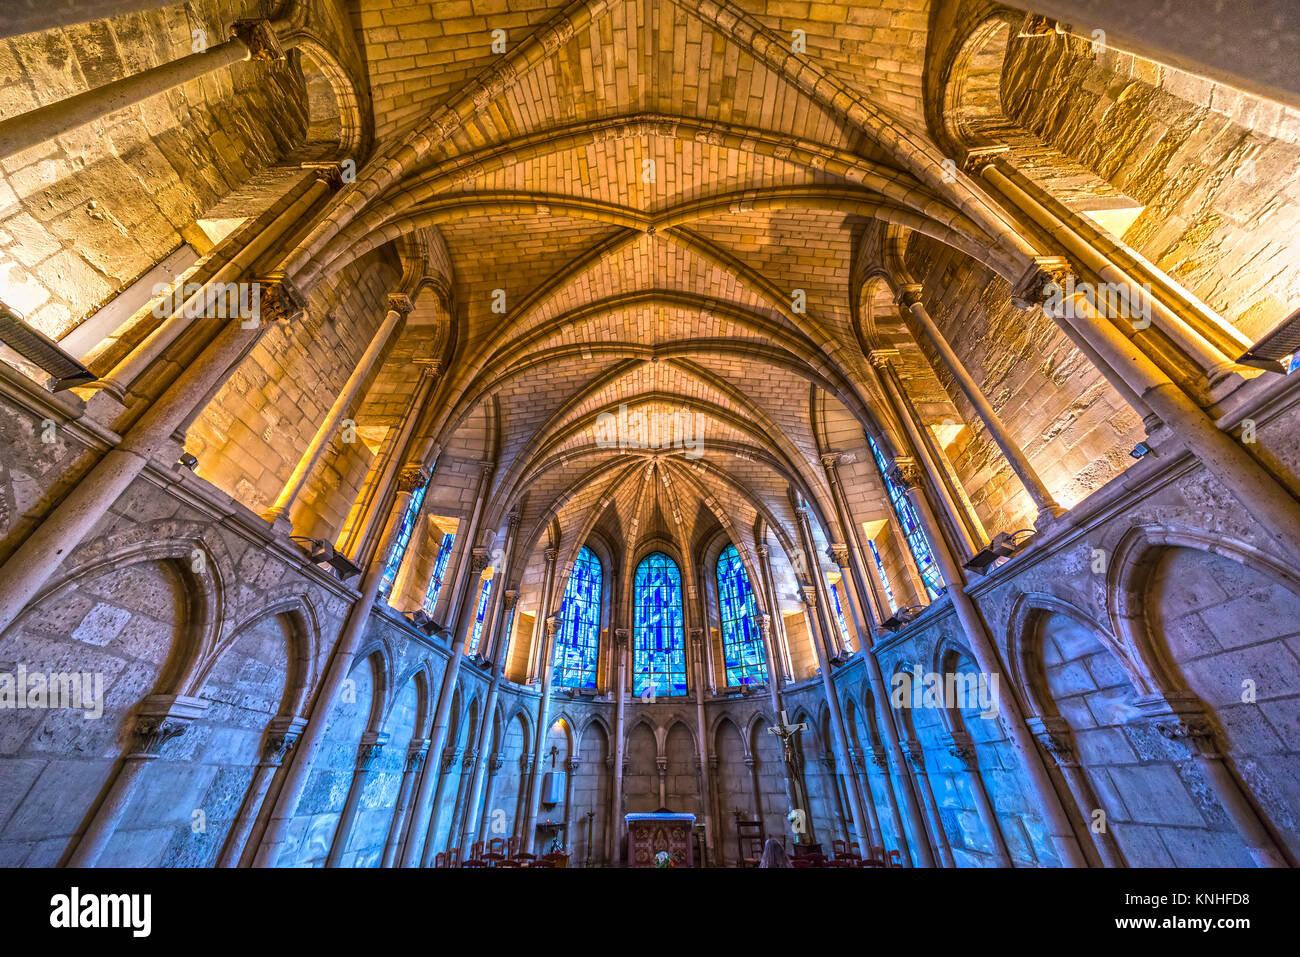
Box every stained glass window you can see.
[867,538,898,613]
[379,482,427,599]
[829,581,852,648]
[467,576,493,653]
[867,434,945,600]
[422,533,456,614]
[553,546,602,690]
[716,545,767,687]
[633,551,687,697]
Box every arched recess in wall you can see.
[1108,528,1300,865]
[0,543,221,866]
[712,715,749,867]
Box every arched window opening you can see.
[867,434,945,600]
[380,480,428,599]
[867,538,898,613]
[554,547,602,691]
[828,580,852,648]
[467,576,493,654]
[633,551,687,698]
[716,544,767,687]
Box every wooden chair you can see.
[734,813,765,868]
[461,859,488,868]
[433,851,450,869]
[507,836,520,858]
[513,852,537,865]
[863,846,887,868]
[831,839,848,859]
[847,841,863,863]
[497,859,522,868]
[468,841,484,862]
[888,849,903,868]
[487,837,506,856]
[483,851,506,866]
[447,847,459,867]
[528,860,556,868]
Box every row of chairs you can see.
[824,839,904,868]
[433,837,565,868]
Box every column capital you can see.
[545,614,559,637]
[614,628,630,648]
[1009,256,1075,311]
[261,715,307,765]
[756,542,770,558]
[544,547,559,564]
[386,292,415,317]
[356,731,389,770]
[129,715,189,758]
[253,274,307,325]
[507,505,521,530]
[756,612,772,638]
[688,627,703,647]
[396,464,430,494]
[800,584,817,608]
[405,741,430,773]
[945,730,978,765]
[961,143,1011,175]
[503,589,519,610]
[903,740,927,772]
[819,451,841,471]
[441,747,460,772]
[869,745,889,770]
[300,161,345,190]
[887,456,924,492]
[867,347,901,369]
[895,283,925,309]
[470,547,490,574]
[229,18,285,60]
[827,542,850,566]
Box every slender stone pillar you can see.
[217,716,304,867]
[326,732,388,867]
[445,748,477,859]
[381,739,429,868]
[1140,698,1290,868]
[65,697,206,866]
[887,457,1090,867]
[755,543,793,682]
[610,628,628,865]
[944,730,1013,867]
[827,543,868,653]
[848,749,885,849]
[418,748,460,866]
[1025,717,1123,868]
[475,752,503,848]
[0,19,288,161]
[398,463,494,866]
[894,282,1065,527]
[266,293,413,528]
[252,464,426,867]
[689,628,715,861]
[902,741,955,867]
[522,608,561,852]
[820,455,889,626]
[870,744,921,863]
[0,280,304,640]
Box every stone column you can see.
[65,694,207,866]
[0,19,289,161]
[869,744,923,863]
[755,543,793,682]
[475,752,504,848]
[218,716,304,868]
[894,282,1064,527]
[689,628,715,861]
[887,457,1090,867]
[381,738,429,868]
[870,349,982,559]
[610,628,628,865]
[820,455,889,625]
[944,730,1013,867]
[1141,698,1290,868]
[561,758,579,855]
[522,608,561,853]
[0,279,304,640]
[326,731,388,867]
[445,748,477,859]
[418,748,460,866]
[903,741,955,867]
[1026,717,1123,868]
[266,292,413,530]
[791,552,874,856]
[251,462,427,867]
[848,749,885,850]
[398,463,494,866]
[828,543,868,653]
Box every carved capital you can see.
[545,614,559,637]
[895,283,925,309]
[396,465,430,494]
[300,161,344,190]
[828,543,850,567]
[887,456,923,492]
[544,547,559,564]
[870,746,889,770]
[253,275,306,325]
[229,18,285,60]
[756,543,770,558]
[1155,715,1219,755]
[262,731,298,764]
[492,753,504,772]
[507,505,521,531]
[503,589,519,610]
[961,144,1011,176]
[903,741,927,772]
[800,585,817,608]
[470,547,490,574]
[819,452,841,471]
[614,628,630,649]
[131,716,188,757]
[356,732,388,771]
[386,292,414,317]
[867,347,901,369]
[945,730,978,764]
[441,747,460,772]
[1009,256,1074,311]
[756,613,772,639]
[405,743,430,774]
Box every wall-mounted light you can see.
[1129,442,1152,460]
[0,300,96,391]
[878,605,924,634]
[177,452,199,471]
[963,529,1035,576]
[290,536,362,581]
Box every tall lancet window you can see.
[716,545,767,687]
[422,532,456,614]
[553,546,602,691]
[467,577,493,654]
[633,551,687,697]
[379,480,427,599]
[867,434,945,600]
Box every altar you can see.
[626,811,695,867]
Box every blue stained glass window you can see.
[1289,352,1299,374]
[633,551,688,697]
[716,545,767,687]
[467,577,493,653]
[422,533,456,614]
[380,482,427,599]
[829,581,852,647]
[553,547,602,690]
[867,538,898,613]
[867,434,945,600]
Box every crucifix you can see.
[768,710,814,845]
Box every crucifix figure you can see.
[768,711,814,844]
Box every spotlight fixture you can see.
[0,300,96,391]
[407,609,443,636]
[466,652,489,668]
[1236,305,1299,373]
[879,605,924,634]
[1129,442,1152,460]
[290,536,362,581]
[963,529,1035,576]
[829,649,854,666]
[177,452,199,471]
